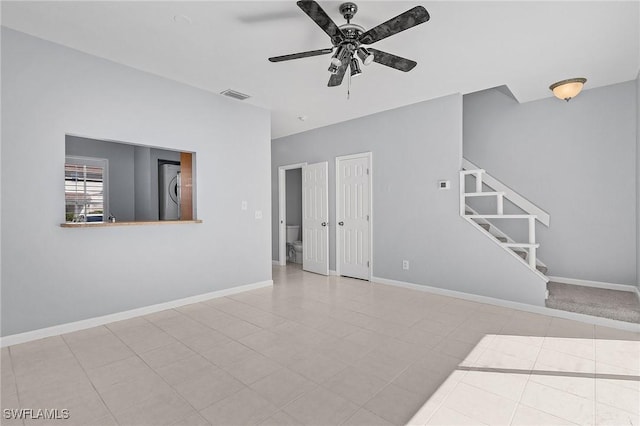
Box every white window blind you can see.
[65,157,108,222]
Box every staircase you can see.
[460,160,550,284]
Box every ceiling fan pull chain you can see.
[347,68,351,100]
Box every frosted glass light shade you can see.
[549,78,587,101]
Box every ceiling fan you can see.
[268,1,430,87]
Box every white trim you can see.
[278,162,307,266]
[462,159,550,227]
[335,152,373,281]
[547,276,640,293]
[1,280,273,348]
[272,260,281,266]
[372,276,639,332]
[329,270,338,276]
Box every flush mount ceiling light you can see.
[549,77,587,101]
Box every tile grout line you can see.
[59,332,122,425]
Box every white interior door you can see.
[337,155,370,280]
[302,162,329,275]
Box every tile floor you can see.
[1,264,639,425]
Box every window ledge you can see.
[60,220,203,228]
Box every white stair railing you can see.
[460,162,549,274]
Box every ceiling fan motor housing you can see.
[339,2,358,22]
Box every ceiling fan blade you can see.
[297,1,345,44]
[269,48,333,62]
[368,49,417,72]
[328,60,349,87]
[359,6,430,45]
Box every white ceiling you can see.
[2,1,639,138]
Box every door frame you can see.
[335,152,373,281]
[278,162,307,266]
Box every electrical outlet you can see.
[402,260,409,270]
[241,201,247,211]
[255,210,262,220]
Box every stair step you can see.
[465,210,473,215]
[496,236,507,243]
[478,223,490,231]
[536,265,548,274]
[512,249,527,260]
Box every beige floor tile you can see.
[547,318,595,339]
[13,354,88,393]
[595,338,640,374]
[353,349,412,382]
[542,336,595,360]
[520,380,594,425]
[595,401,640,426]
[213,318,262,340]
[173,367,245,410]
[109,320,175,354]
[322,365,388,405]
[282,386,359,426]
[425,406,488,425]
[151,313,211,340]
[511,404,578,425]
[98,374,172,413]
[289,353,349,384]
[249,368,316,407]
[155,353,217,386]
[223,352,282,385]
[171,412,212,426]
[364,383,428,425]
[461,370,529,402]
[529,372,595,400]
[112,389,194,426]
[138,341,196,369]
[595,378,639,416]
[314,337,373,365]
[258,410,300,426]
[341,408,393,426]
[65,333,134,369]
[594,326,640,341]
[199,387,279,426]
[200,340,255,368]
[441,382,517,425]
[535,348,595,374]
[86,355,158,390]
[1,389,20,411]
[238,329,284,352]
[391,361,452,398]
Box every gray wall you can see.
[1,28,271,336]
[134,146,153,221]
[272,94,547,306]
[464,81,637,285]
[285,169,302,228]
[66,135,136,222]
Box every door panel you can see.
[302,162,329,275]
[337,156,370,279]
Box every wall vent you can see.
[220,89,250,101]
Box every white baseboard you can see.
[272,260,281,266]
[329,270,338,276]
[0,280,273,348]
[548,276,639,294]
[372,276,640,332]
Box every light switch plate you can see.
[241,201,247,210]
[255,210,262,219]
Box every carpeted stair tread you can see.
[478,223,490,231]
[536,265,548,274]
[546,282,640,323]
[496,236,508,243]
[512,249,527,260]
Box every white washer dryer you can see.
[159,163,180,220]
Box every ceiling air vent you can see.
[220,89,250,101]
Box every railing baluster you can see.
[475,172,483,193]
[497,194,504,215]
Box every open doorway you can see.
[278,163,306,266]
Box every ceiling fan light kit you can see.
[549,77,587,101]
[268,1,430,87]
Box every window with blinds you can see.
[65,156,109,223]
